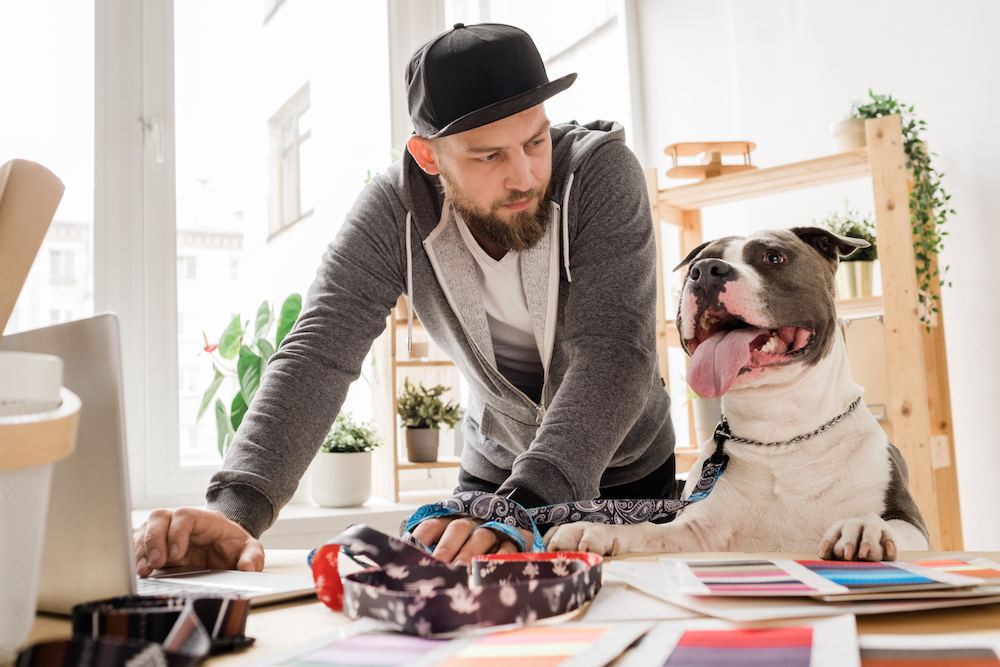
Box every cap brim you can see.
[426,72,578,139]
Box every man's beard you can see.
[439,173,551,253]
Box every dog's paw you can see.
[545,522,627,556]
[819,517,898,561]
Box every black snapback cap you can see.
[406,23,577,139]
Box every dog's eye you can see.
[764,251,784,264]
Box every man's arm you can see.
[498,139,663,503]
[135,179,408,572]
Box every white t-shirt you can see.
[455,211,544,401]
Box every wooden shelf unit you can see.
[647,115,961,550]
[371,297,463,502]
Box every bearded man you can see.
[134,22,676,573]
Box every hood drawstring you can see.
[561,173,574,282]
[405,211,414,351]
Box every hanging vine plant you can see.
[850,91,954,329]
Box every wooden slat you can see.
[659,147,871,210]
[835,295,884,320]
[371,314,399,502]
[922,254,963,550]
[396,456,463,471]
[866,115,940,548]
[663,141,756,157]
[681,210,703,259]
[646,168,670,384]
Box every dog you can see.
[546,227,930,561]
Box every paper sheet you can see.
[582,572,702,622]
[616,614,860,667]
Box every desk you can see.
[29,550,1000,665]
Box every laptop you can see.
[0,314,316,613]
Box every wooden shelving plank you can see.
[835,295,884,320]
[396,455,462,471]
[395,360,455,367]
[658,147,871,211]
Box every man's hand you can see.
[133,507,264,576]
[410,516,534,566]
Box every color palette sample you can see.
[912,559,1000,582]
[795,560,936,590]
[663,627,813,667]
[860,647,1000,667]
[686,559,820,594]
[434,625,611,667]
[283,633,446,667]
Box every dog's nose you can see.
[688,258,733,291]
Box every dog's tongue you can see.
[688,327,769,399]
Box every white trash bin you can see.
[0,352,80,666]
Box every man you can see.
[134,22,675,574]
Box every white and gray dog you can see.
[547,227,930,561]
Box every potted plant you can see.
[309,412,382,507]
[197,293,303,457]
[841,91,954,327]
[818,204,878,300]
[396,378,460,463]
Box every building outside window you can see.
[268,82,313,237]
[177,256,197,281]
[49,249,76,282]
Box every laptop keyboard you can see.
[136,577,257,598]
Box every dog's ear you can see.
[791,227,870,264]
[673,241,713,272]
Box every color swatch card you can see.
[609,560,1000,624]
[616,614,860,667]
[582,572,701,622]
[661,558,983,598]
[409,622,653,667]
[911,556,1000,584]
[814,556,1000,601]
[859,634,1000,667]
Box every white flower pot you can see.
[309,451,372,508]
[830,118,867,153]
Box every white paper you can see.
[583,573,701,622]
[616,614,860,667]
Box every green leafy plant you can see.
[817,204,878,262]
[197,293,303,457]
[319,412,382,453]
[849,91,954,326]
[396,379,461,429]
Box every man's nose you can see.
[505,150,533,192]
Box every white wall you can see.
[637,0,1000,548]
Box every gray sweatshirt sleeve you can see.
[497,140,662,503]
[206,181,406,538]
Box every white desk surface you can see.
[29,550,1000,666]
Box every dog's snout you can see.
[688,258,732,290]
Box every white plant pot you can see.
[830,118,867,153]
[309,451,372,508]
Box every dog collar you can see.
[717,395,864,448]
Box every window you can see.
[50,249,76,282]
[230,258,240,280]
[268,82,313,236]
[177,256,197,280]
[1,2,94,336]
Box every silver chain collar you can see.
[718,395,864,447]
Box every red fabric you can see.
[675,627,813,649]
[311,544,344,611]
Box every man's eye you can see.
[478,153,498,162]
[764,251,784,264]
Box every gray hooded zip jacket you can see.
[207,120,675,538]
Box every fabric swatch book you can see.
[661,557,984,597]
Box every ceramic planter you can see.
[310,451,372,507]
[830,118,867,153]
[405,427,439,463]
[835,260,875,300]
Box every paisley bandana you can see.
[310,524,602,636]
[404,442,730,552]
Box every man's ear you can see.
[791,226,870,264]
[407,135,440,175]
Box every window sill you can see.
[132,490,451,550]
